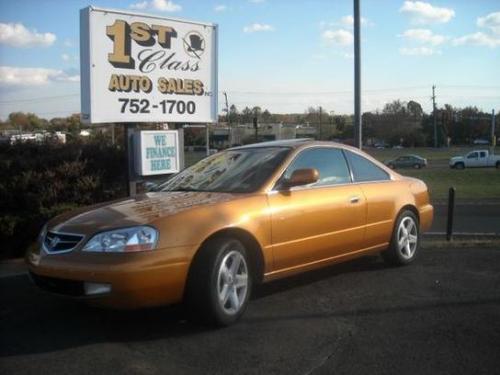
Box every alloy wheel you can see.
[216,250,249,315]
[397,217,418,259]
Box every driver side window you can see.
[280,147,351,188]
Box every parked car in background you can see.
[385,155,427,169]
[449,150,500,169]
[27,140,433,326]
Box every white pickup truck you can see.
[449,149,500,169]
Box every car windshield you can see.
[153,147,291,193]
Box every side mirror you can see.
[284,168,319,189]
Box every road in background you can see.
[431,203,500,235]
[1,247,499,375]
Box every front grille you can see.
[29,272,85,296]
[43,231,84,253]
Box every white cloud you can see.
[400,28,447,45]
[0,22,56,48]
[477,12,500,35]
[452,32,500,48]
[322,29,353,46]
[340,15,370,27]
[130,0,181,12]
[0,66,79,86]
[400,1,455,24]
[399,46,438,55]
[130,1,148,9]
[243,23,274,33]
[61,53,70,62]
[214,4,227,12]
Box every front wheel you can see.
[185,237,252,326]
[496,162,500,169]
[381,210,419,266]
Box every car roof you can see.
[229,139,352,151]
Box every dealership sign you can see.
[80,6,218,124]
[134,130,180,176]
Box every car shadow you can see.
[0,254,386,357]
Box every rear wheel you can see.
[413,163,421,169]
[455,162,465,170]
[185,237,252,326]
[381,210,419,266]
[496,162,500,169]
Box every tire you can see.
[455,162,465,170]
[413,164,421,169]
[381,210,420,266]
[496,162,500,169]
[185,237,252,326]
[388,164,395,169]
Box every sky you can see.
[0,0,499,120]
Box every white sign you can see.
[134,130,180,176]
[80,6,218,124]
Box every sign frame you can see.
[80,6,218,124]
[134,130,181,176]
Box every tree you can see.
[241,107,253,123]
[228,104,239,124]
[251,106,262,119]
[261,109,272,123]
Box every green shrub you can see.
[0,139,127,259]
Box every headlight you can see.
[82,226,158,253]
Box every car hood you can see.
[48,191,241,236]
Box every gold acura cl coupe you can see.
[27,140,433,325]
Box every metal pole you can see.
[491,109,496,149]
[319,106,322,140]
[446,187,455,241]
[123,124,137,197]
[353,0,362,149]
[432,85,437,148]
[206,123,210,156]
[224,92,231,147]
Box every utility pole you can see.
[319,106,322,140]
[432,85,438,148]
[223,92,229,122]
[492,109,496,150]
[353,0,362,149]
[223,91,231,146]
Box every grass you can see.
[365,146,500,200]
[399,168,500,200]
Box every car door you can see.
[478,151,488,167]
[268,147,366,271]
[344,150,395,249]
[466,152,479,167]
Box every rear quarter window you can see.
[345,151,390,182]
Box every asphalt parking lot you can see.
[1,246,500,375]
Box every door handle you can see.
[350,196,360,204]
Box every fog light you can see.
[84,282,111,296]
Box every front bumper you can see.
[26,245,195,309]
